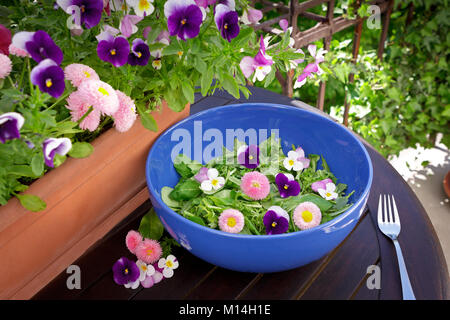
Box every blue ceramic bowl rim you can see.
[146,103,373,240]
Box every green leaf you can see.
[174,161,193,178]
[68,142,94,158]
[194,56,207,74]
[161,187,182,208]
[138,208,164,241]
[181,81,195,104]
[186,215,206,226]
[201,67,214,96]
[169,179,202,201]
[263,68,276,88]
[16,194,46,212]
[138,107,158,132]
[7,165,37,178]
[31,153,44,176]
[220,73,240,98]
[146,25,162,44]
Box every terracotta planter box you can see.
[0,102,190,299]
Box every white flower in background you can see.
[126,0,154,17]
[158,255,179,278]
[283,150,304,171]
[136,260,155,281]
[318,182,339,200]
[200,168,225,192]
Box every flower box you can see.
[0,102,189,299]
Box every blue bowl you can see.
[146,103,373,273]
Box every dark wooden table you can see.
[33,87,449,300]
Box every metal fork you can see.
[377,194,416,300]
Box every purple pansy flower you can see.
[311,178,333,193]
[237,145,260,169]
[164,0,203,41]
[263,206,289,235]
[12,30,63,65]
[97,36,130,67]
[214,4,240,42]
[30,59,65,98]
[194,167,209,183]
[275,173,301,198]
[112,257,140,286]
[42,137,72,168]
[57,0,103,29]
[127,38,150,66]
[217,0,234,9]
[0,112,25,144]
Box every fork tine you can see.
[378,194,383,224]
[383,194,388,223]
[387,194,394,223]
[391,195,400,224]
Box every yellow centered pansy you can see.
[110,49,116,55]
[166,260,173,268]
[139,0,151,11]
[45,79,52,88]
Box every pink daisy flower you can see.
[64,63,100,88]
[218,209,245,233]
[293,201,322,230]
[135,239,163,264]
[125,230,143,254]
[77,79,119,116]
[0,53,12,79]
[112,90,137,132]
[8,44,30,58]
[240,171,270,200]
[65,90,101,132]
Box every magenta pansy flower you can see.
[275,173,300,198]
[120,15,142,38]
[0,112,25,144]
[30,59,65,98]
[240,36,274,82]
[279,18,289,31]
[311,178,333,193]
[194,167,209,183]
[164,0,203,41]
[241,8,263,25]
[263,206,289,235]
[294,44,327,88]
[214,4,240,42]
[12,30,63,65]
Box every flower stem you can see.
[77,106,94,125]
[27,57,34,96]
[46,90,71,111]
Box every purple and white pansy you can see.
[127,38,150,66]
[0,112,25,144]
[164,0,203,41]
[241,7,263,25]
[214,4,240,42]
[12,30,63,65]
[56,0,103,29]
[30,59,66,98]
[263,206,290,235]
[275,172,301,198]
[312,178,338,200]
[42,137,72,168]
[237,144,260,169]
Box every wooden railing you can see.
[249,0,395,126]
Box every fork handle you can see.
[393,239,416,300]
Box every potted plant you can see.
[0,0,326,299]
